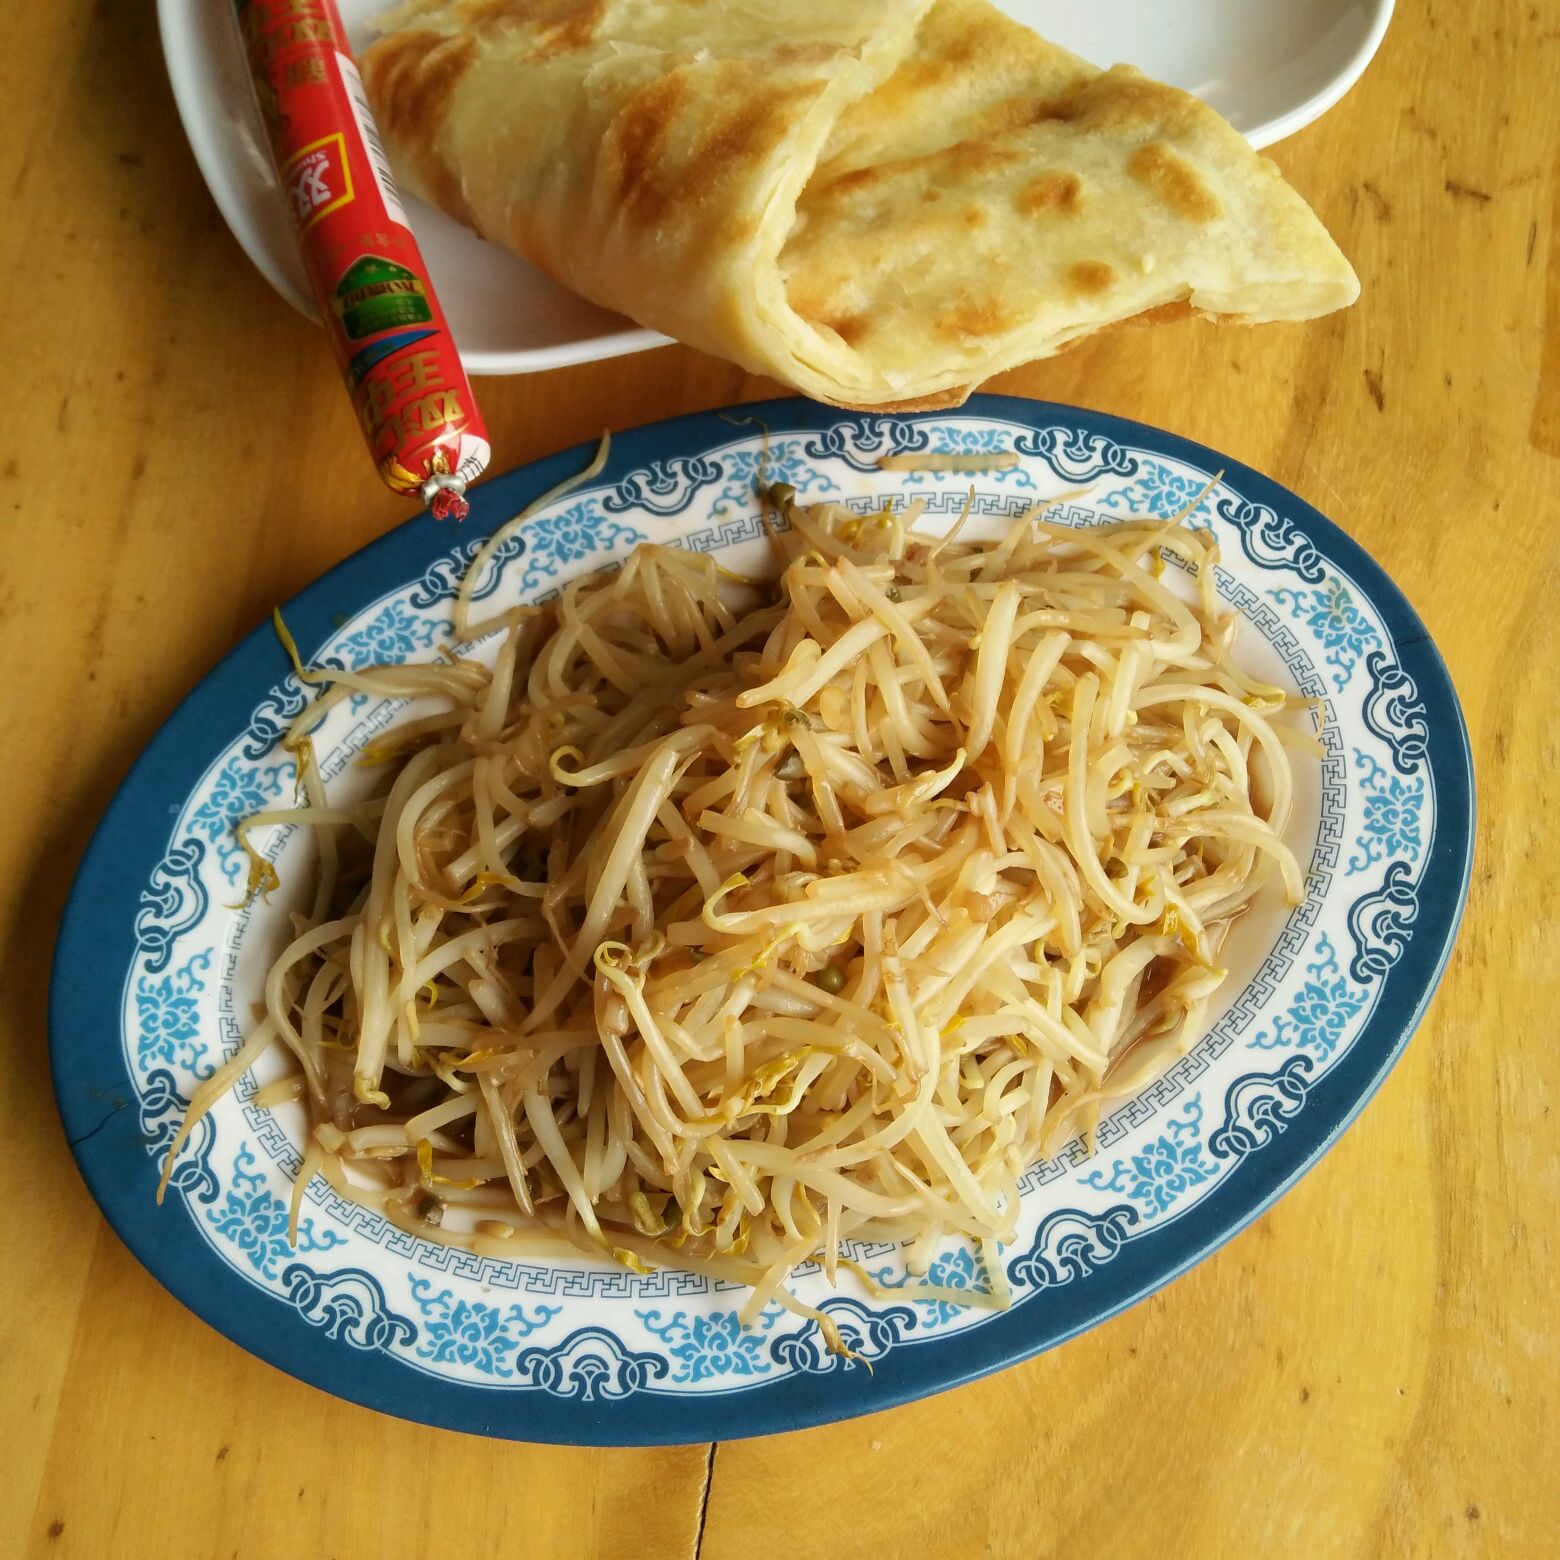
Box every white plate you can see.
[159,0,1392,376]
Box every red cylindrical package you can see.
[235,0,489,519]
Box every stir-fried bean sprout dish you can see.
[163,479,1309,1347]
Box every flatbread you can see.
[363,0,1359,407]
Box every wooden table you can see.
[3,1,1556,1554]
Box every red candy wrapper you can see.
[235,0,489,519]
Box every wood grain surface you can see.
[2,1,1556,1555]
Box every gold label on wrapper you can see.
[283,132,354,230]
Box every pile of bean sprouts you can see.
[163,475,1308,1342]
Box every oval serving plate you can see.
[52,397,1470,1445]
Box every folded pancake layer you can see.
[364,0,1358,406]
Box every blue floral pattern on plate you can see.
[513,499,647,596]
[206,1145,344,1279]
[637,1307,780,1382]
[1082,1098,1216,1213]
[408,1277,560,1377]
[1249,935,1368,1058]
[1097,457,1215,529]
[710,438,839,514]
[134,947,213,1069]
[1350,749,1425,870]
[185,757,291,883]
[1272,578,1382,687]
[896,425,1037,489]
[334,599,445,666]
[867,1244,993,1325]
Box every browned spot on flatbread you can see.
[1070,68,1204,138]
[771,41,842,67]
[832,384,973,413]
[815,312,869,347]
[361,31,478,224]
[1019,93,1083,128]
[823,164,883,198]
[724,212,761,246]
[858,56,959,117]
[1015,171,1080,216]
[789,275,870,347]
[932,26,982,69]
[508,207,552,270]
[607,72,691,225]
[821,136,1015,204]
[950,139,1021,173]
[969,93,1074,140]
[939,296,1008,340]
[454,0,604,54]
[1094,294,1243,336]
[1125,298,1194,326]
[617,73,819,226]
[879,285,1239,400]
[1130,143,1221,222]
[365,31,476,139]
[692,82,821,197]
[962,205,987,228]
[1067,261,1116,295]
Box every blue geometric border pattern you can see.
[1008,1205,1140,1289]
[283,1264,418,1351]
[1015,424,1139,484]
[602,453,723,515]
[1346,862,1421,983]
[801,415,931,471]
[1361,650,1431,774]
[509,1328,671,1399]
[1217,492,1326,582]
[1209,1057,1316,1160]
[52,396,1474,1444]
[770,1299,920,1373]
[134,838,208,974]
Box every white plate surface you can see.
[158,0,1392,374]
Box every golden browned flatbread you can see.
[363,0,1358,406]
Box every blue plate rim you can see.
[50,394,1475,1444]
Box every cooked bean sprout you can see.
[162,488,1307,1340]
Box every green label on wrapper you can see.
[331,255,433,341]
